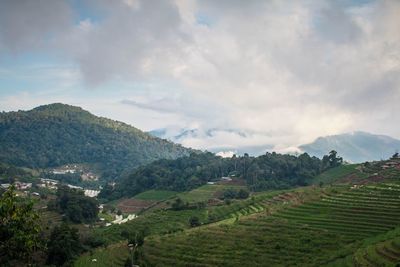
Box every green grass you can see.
[176,184,246,203]
[141,182,400,266]
[312,164,366,185]
[75,208,209,267]
[133,190,177,201]
[92,208,208,244]
[74,242,129,267]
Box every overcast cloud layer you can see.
[0,0,399,154]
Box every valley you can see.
[1,105,400,267]
[74,158,400,267]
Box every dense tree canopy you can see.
[46,223,83,266]
[0,103,191,180]
[0,186,42,265]
[108,151,335,199]
[49,185,99,223]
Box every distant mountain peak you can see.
[32,103,85,112]
[299,131,400,163]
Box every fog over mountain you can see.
[299,131,400,163]
[151,128,400,162]
[1,0,400,151]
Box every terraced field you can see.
[352,235,400,267]
[312,164,367,185]
[93,208,208,244]
[142,183,400,266]
[176,184,247,203]
[133,190,177,201]
[206,189,298,222]
[74,242,129,267]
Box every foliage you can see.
[111,151,334,199]
[0,186,42,265]
[176,184,245,203]
[322,150,343,169]
[128,231,145,248]
[47,223,83,266]
[0,162,33,183]
[141,183,400,266]
[221,188,250,200]
[49,185,99,223]
[189,216,201,227]
[0,103,191,180]
[171,198,189,211]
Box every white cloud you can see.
[1,0,400,152]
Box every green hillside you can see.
[74,159,400,267]
[141,183,400,266]
[0,103,190,179]
[110,151,328,199]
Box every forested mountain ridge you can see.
[0,103,191,179]
[107,151,337,199]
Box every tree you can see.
[127,231,145,265]
[0,186,42,265]
[47,223,82,266]
[237,189,250,199]
[189,216,201,227]
[392,152,399,159]
[328,150,343,167]
[50,185,98,223]
[171,198,187,210]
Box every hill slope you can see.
[300,131,400,163]
[0,103,191,179]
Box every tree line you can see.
[103,151,342,200]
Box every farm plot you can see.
[176,184,247,203]
[117,198,155,213]
[142,183,400,266]
[74,242,129,267]
[133,190,177,201]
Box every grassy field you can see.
[92,208,208,244]
[176,184,246,203]
[141,182,400,266]
[312,164,367,185]
[74,242,129,267]
[133,190,177,201]
[75,162,400,267]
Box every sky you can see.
[0,0,399,155]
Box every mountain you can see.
[299,131,400,163]
[0,103,191,179]
[148,127,273,156]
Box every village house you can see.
[15,182,32,190]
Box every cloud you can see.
[1,0,400,152]
[0,0,73,52]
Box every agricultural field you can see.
[351,232,400,266]
[117,198,155,213]
[74,242,129,267]
[141,183,400,266]
[312,164,367,185]
[133,190,177,201]
[93,208,208,244]
[75,161,400,267]
[176,184,247,203]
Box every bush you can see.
[189,216,201,227]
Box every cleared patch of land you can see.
[116,199,155,213]
[133,190,177,201]
[312,164,367,185]
[176,184,247,203]
[74,242,129,267]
